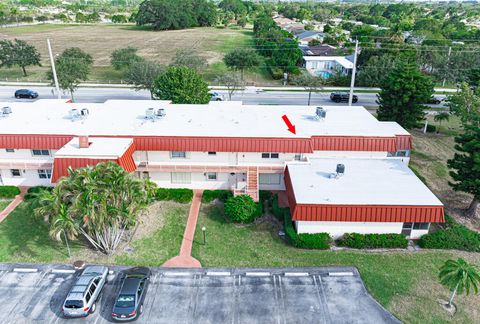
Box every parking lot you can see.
[0,263,399,324]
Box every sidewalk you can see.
[0,187,27,223]
[163,190,203,268]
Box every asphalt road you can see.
[0,263,400,324]
[0,86,447,108]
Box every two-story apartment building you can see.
[0,100,443,238]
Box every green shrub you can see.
[155,188,193,203]
[202,190,233,203]
[0,186,20,198]
[419,215,480,252]
[224,194,262,223]
[268,66,284,79]
[259,190,273,203]
[426,124,437,133]
[272,194,289,221]
[337,233,408,249]
[283,211,331,249]
[24,186,53,201]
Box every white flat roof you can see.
[303,56,354,69]
[55,137,132,159]
[0,100,408,138]
[287,158,443,206]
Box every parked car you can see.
[62,266,109,318]
[209,91,225,101]
[330,92,358,103]
[111,267,151,321]
[426,96,442,105]
[14,89,38,99]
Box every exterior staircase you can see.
[246,167,259,202]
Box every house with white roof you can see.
[301,44,353,78]
[0,100,443,238]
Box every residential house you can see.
[301,44,353,78]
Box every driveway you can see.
[0,263,400,324]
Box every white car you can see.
[209,91,225,101]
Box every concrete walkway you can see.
[0,187,27,223]
[163,190,203,268]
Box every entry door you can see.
[402,223,413,237]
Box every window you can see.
[259,173,281,185]
[88,283,96,295]
[32,149,50,156]
[37,169,52,179]
[170,151,186,158]
[208,152,216,155]
[413,223,429,230]
[11,169,21,177]
[387,150,410,158]
[261,153,279,159]
[5,149,14,153]
[171,172,191,184]
[85,292,91,303]
[206,172,217,181]
[294,154,302,161]
[401,222,413,236]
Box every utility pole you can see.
[348,39,359,106]
[442,46,452,87]
[47,39,61,99]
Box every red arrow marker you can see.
[281,114,296,134]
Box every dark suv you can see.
[14,89,38,99]
[330,92,358,103]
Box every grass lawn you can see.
[0,201,188,266]
[0,24,276,85]
[0,199,12,212]
[191,204,480,324]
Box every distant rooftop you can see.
[287,158,443,206]
[0,100,408,139]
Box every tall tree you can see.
[152,66,210,104]
[446,83,480,125]
[293,73,324,105]
[439,258,480,308]
[270,39,303,74]
[0,39,41,76]
[214,72,245,100]
[171,49,207,71]
[34,162,156,255]
[110,47,144,71]
[125,60,165,99]
[46,47,93,101]
[447,120,480,218]
[223,48,261,80]
[376,59,434,129]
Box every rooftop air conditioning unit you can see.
[316,107,326,119]
[80,108,89,116]
[156,108,166,117]
[335,164,345,179]
[145,108,155,119]
[1,106,12,115]
[69,108,81,120]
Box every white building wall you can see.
[148,172,232,190]
[0,149,56,160]
[0,169,52,187]
[295,220,404,240]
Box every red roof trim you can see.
[311,136,397,152]
[117,142,137,173]
[396,135,413,151]
[0,134,73,150]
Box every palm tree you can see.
[434,112,450,134]
[439,258,480,308]
[34,162,156,255]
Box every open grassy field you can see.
[410,115,479,230]
[0,199,12,212]
[0,201,188,266]
[0,24,275,85]
[191,203,480,324]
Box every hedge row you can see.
[337,233,409,249]
[284,210,331,250]
[155,188,193,203]
[201,190,233,203]
[23,186,53,201]
[419,215,480,252]
[0,186,20,198]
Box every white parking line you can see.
[206,271,231,276]
[13,268,38,273]
[51,269,76,274]
[163,272,192,277]
[245,272,270,277]
[284,272,309,277]
[328,272,354,277]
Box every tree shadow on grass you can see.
[0,203,71,262]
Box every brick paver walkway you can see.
[163,190,203,268]
[0,187,27,223]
